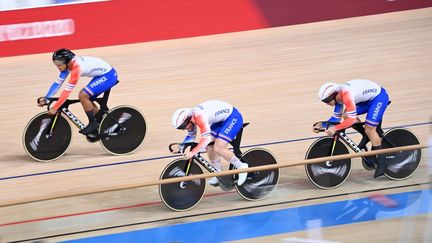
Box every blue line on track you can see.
[2,121,430,181]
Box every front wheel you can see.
[99,105,146,155]
[305,137,351,189]
[381,128,421,180]
[23,112,72,162]
[159,158,206,211]
[235,148,279,201]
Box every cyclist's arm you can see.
[52,62,80,110]
[181,126,197,145]
[190,113,212,155]
[334,90,357,131]
[328,103,343,123]
[317,103,343,129]
[45,70,69,98]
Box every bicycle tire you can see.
[235,148,279,201]
[305,137,351,189]
[99,105,146,155]
[23,112,72,162]
[381,128,421,180]
[159,158,205,211]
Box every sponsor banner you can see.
[0,19,74,42]
[1,0,431,57]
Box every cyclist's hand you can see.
[170,143,184,154]
[313,122,322,133]
[48,107,57,115]
[37,97,47,107]
[326,127,336,136]
[183,151,194,160]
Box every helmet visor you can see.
[177,117,192,130]
[321,92,337,103]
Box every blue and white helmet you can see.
[318,82,341,103]
[172,108,193,129]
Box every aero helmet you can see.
[318,82,341,103]
[172,108,193,129]
[52,48,75,65]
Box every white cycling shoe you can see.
[236,162,249,186]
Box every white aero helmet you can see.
[318,82,341,103]
[172,108,193,129]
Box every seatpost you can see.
[376,122,384,137]
[230,123,249,158]
[99,88,111,112]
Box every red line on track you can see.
[0,191,234,227]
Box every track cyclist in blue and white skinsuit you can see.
[314,79,390,178]
[37,48,119,135]
[171,100,249,187]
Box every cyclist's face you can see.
[325,100,336,106]
[53,60,67,71]
[185,122,194,131]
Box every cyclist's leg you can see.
[80,69,118,134]
[364,88,390,178]
[206,143,222,171]
[213,108,248,185]
[206,142,222,186]
[352,103,370,148]
[78,90,99,134]
[350,102,378,169]
[208,124,224,169]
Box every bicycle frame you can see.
[337,131,363,153]
[193,153,220,173]
[59,101,86,130]
[329,122,395,160]
[173,123,249,184]
[180,148,236,189]
[46,95,125,139]
[178,144,232,181]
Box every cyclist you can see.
[313,79,390,178]
[37,48,119,135]
[171,100,249,186]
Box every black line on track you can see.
[8,181,430,243]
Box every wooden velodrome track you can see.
[0,7,431,243]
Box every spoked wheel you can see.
[234,148,279,200]
[99,105,146,155]
[381,128,421,180]
[23,112,72,162]
[159,158,206,211]
[305,137,351,189]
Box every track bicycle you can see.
[23,87,146,162]
[159,123,280,211]
[304,121,421,189]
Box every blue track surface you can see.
[62,189,431,243]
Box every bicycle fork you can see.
[178,158,195,188]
